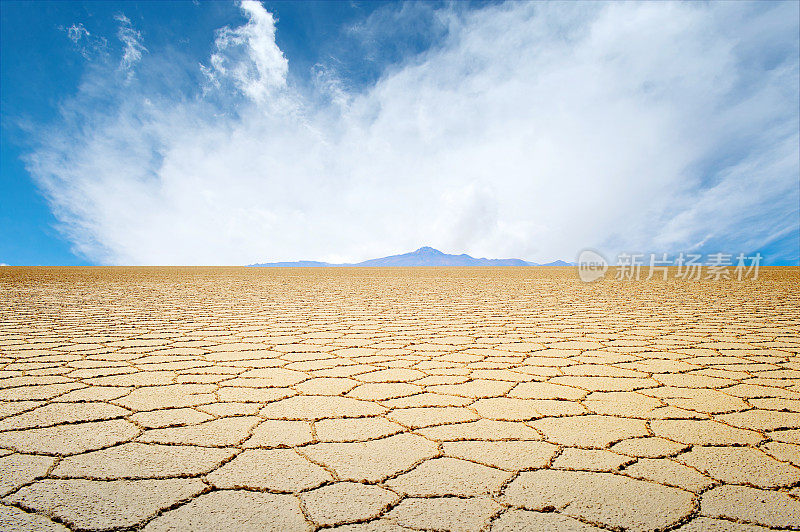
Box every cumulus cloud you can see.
[201,0,288,107]
[27,1,799,265]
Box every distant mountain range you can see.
[249,247,573,267]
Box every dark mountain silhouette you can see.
[249,247,573,267]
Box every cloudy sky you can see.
[1,0,798,265]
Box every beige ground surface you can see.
[0,266,799,531]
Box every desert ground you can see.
[0,266,799,531]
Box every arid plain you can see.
[1,266,799,531]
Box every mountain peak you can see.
[249,247,574,267]
[414,246,442,254]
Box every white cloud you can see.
[115,14,146,76]
[61,22,108,59]
[67,23,90,44]
[27,1,799,265]
[201,0,288,108]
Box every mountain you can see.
[249,247,573,267]
[353,246,530,267]
[540,259,571,266]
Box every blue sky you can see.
[1,0,798,265]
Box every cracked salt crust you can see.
[0,266,798,530]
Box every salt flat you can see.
[0,266,799,531]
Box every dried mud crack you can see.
[0,266,798,531]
